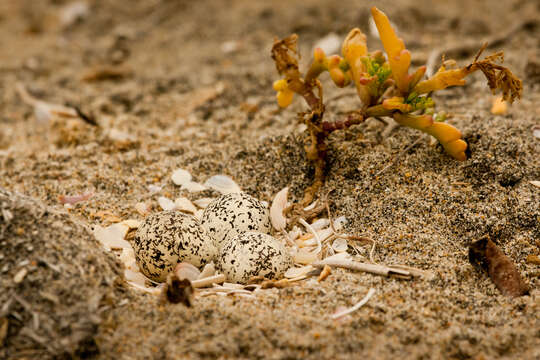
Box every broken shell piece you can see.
[332,238,348,253]
[135,202,151,216]
[174,197,197,214]
[59,192,93,205]
[124,269,148,287]
[204,175,242,194]
[317,265,332,282]
[171,169,192,186]
[158,196,175,211]
[303,200,318,211]
[107,129,136,144]
[288,226,302,241]
[194,209,204,220]
[133,211,217,282]
[284,265,314,279]
[119,248,138,271]
[317,228,334,242]
[182,182,207,192]
[270,187,288,232]
[175,262,201,281]
[333,216,347,231]
[148,184,162,193]
[191,274,226,288]
[294,248,319,264]
[193,197,215,208]
[201,192,271,249]
[311,218,330,231]
[198,262,216,279]
[121,219,141,229]
[93,223,131,251]
[533,126,540,139]
[331,288,376,320]
[13,268,28,283]
[323,252,352,262]
[218,232,293,284]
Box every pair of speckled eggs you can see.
[132,192,292,283]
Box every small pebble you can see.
[13,268,28,283]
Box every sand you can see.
[0,0,539,359]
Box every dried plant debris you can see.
[162,274,194,306]
[469,237,530,297]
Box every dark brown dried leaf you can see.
[163,274,194,306]
[469,237,529,297]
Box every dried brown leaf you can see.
[469,237,529,297]
[469,52,523,104]
[162,274,194,306]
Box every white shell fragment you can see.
[183,182,207,192]
[121,219,141,229]
[311,218,330,231]
[158,196,176,211]
[174,197,197,214]
[148,184,162,193]
[193,197,215,209]
[270,187,288,232]
[331,288,376,320]
[198,262,216,279]
[135,202,151,216]
[175,262,201,281]
[133,211,217,282]
[532,126,540,139]
[333,216,347,230]
[201,192,271,249]
[171,168,207,192]
[119,248,138,271]
[284,265,314,279]
[332,238,349,253]
[218,232,293,284]
[93,223,131,251]
[124,269,148,286]
[204,175,242,194]
[293,248,319,265]
[171,169,192,186]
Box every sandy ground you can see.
[1,0,539,359]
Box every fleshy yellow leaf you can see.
[342,28,368,61]
[393,113,433,131]
[371,7,411,93]
[382,97,413,113]
[414,68,470,94]
[276,90,294,108]
[273,79,288,92]
[393,113,467,161]
[342,28,371,106]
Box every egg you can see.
[217,232,292,284]
[132,211,217,282]
[200,192,271,249]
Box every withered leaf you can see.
[469,237,529,297]
[163,274,194,306]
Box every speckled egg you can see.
[200,192,271,249]
[133,211,217,282]
[217,232,292,284]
